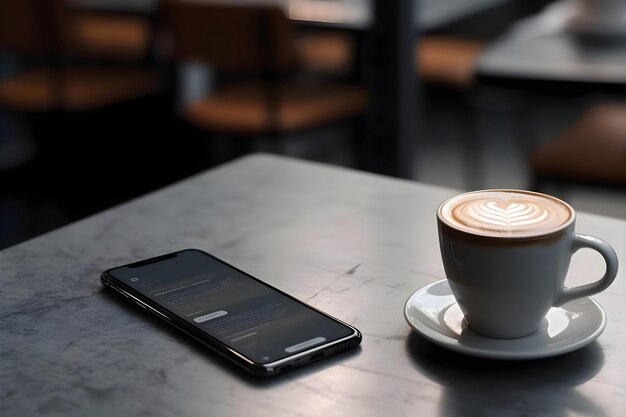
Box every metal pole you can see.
[361,0,419,179]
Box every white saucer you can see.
[404,280,606,360]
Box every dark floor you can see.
[1,84,625,250]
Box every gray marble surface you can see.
[1,154,625,417]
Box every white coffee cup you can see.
[437,189,618,339]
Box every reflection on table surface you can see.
[407,332,609,417]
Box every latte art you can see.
[439,190,573,237]
[464,200,549,229]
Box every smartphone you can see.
[101,249,361,376]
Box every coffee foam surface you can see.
[440,190,572,237]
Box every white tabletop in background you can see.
[478,0,626,85]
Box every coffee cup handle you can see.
[555,234,619,306]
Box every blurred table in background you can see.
[477,0,626,91]
[476,0,626,197]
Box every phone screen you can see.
[107,250,354,364]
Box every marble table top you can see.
[1,154,625,416]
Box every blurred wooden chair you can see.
[0,0,159,113]
[64,10,154,63]
[531,104,626,187]
[0,0,165,194]
[0,66,159,113]
[295,30,355,76]
[417,37,485,91]
[162,1,367,146]
[294,34,485,87]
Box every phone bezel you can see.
[101,249,361,376]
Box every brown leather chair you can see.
[0,0,159,113]
[417,37,485,90]
[162,1,367,138]
[251,33,483,87]
[0,0,167,197]
[531,104,626,186]
[295,31,355,76]
[64,10,153,63]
